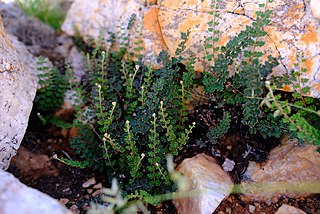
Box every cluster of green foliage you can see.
[200,1,320,150]
[88,155,189,214]
[15,0,66,30]
[35,56,70,126]
[202,2,282,140]
[262,56,320,149]
[68,15,196,194]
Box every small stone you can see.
[92,190,101,197]
[82,177,96,188]
[249,205,255,213]
[69,205,80,214]
[271,196,278,204]
[275,204,306,214]
[93,183,103,189]
[59,198,69,205]
[81,204,91,211]
[265,199,272,206]
[87,189,93,194]
[225,207,232,214]
[222,158,235,172]
[227,145,232,150]
[218,211,224,214]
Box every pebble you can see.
[254,202,260,208]
[225,207,232,214]
[69,205,80,214]
[265,199,272,206]
[249,205,255,213]
[271,196,279,204]
[93,183,103,189]
[59,198,69,205]
[218,211,224,214]
[81,204,91,211]
[92,190,101,197]
[87,189,93,194]
[82,177,96,188]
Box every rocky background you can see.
[0,0,319,213]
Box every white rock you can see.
[0,16,38,169]
[68,46,86,82]
[0,169,71,214]
[249,204,255,213]
[241,137,320,201]
[173,153,234,214]
[311,0,320,19]
[82,177,96,188]
[222,158,235,172]
[275,204,306,214]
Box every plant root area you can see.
[7,106,320,214]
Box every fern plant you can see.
[69,15,197,195]
[198,1,285,140]
[35,56,69,126]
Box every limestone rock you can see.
[62,0,167,66]
[0,169,71,214]
[173,153,234,214]
[68,46,86,82]
[62,0,320,98]
[0,2,57,56]
[275,204,306,214]
[241,138,320,201]
[0,15,38,169]
[311,0,320,19]
[82,177,96,188]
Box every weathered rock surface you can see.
[0,169,71,214]
[62,0,320,97]
[0,15,38,169]
[311,0,320,19]
[173,153,234,214]
[10,146,59,181]
[241,138,320,201]
[0,2,57,56]
[275,204,306,214]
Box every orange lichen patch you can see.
[286,3,304,19]
[148,0,157,5]
[144,7,161,35]
[288,49,297,68]
[312,83,320,92]
[282,85,292,92]
[186,0,199,6]
[234,7,244,14]
[303,58,315,75]
[160,1,182,9]
[300,24,319,45]
[265,26,280,45]
[179,17,201,32]
[217,35,228,47]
